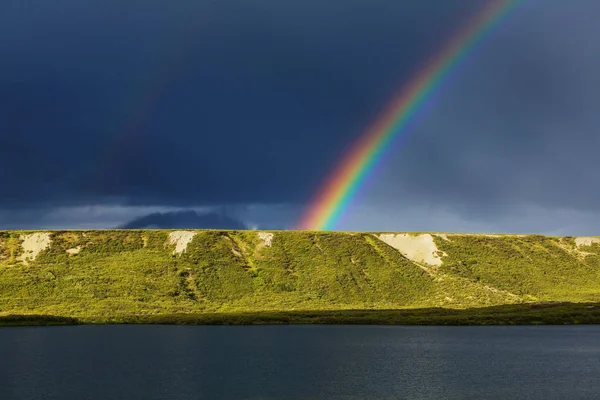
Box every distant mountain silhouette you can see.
[120,210,247,230]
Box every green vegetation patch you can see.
[436,234,600,302]
[0,230,599,325]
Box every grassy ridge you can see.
[1,230,600,325]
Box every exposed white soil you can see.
[575,237,600,247]
[552,237,597,259]
[483,284,518,297]
[231,248,242,257]
[66,246,82,255]
[436,234,450,241]
[258,232,274,247]
[377,233,444,266]
[18,233,52,264]
[168,231,196,255]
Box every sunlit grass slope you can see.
[1,230,599,324]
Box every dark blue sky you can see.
[1,0,599,233]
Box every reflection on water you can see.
[1,325,599,400]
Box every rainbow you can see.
[297,0,521,231]
[94,24,199,184]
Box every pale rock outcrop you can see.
[66,246,82,255]
[575,237,600,247]
[18,233,52,264]
[168,231,196,255]
[258,232,274,247]
[377,233,444,266]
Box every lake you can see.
[1,325,599,399]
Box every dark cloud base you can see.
[120,210,248,230]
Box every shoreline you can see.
[2,302,599,327]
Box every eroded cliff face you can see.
[0,230,599,319]
[377,233,445,267]
[17,232,52,265]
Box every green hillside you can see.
[1,230,600,325]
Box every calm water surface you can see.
[1,325,599,400]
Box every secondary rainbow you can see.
[297,0,521,231]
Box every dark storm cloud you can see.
[120,210,247,229]
[2,0,599,232]
[0,0,482,210]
